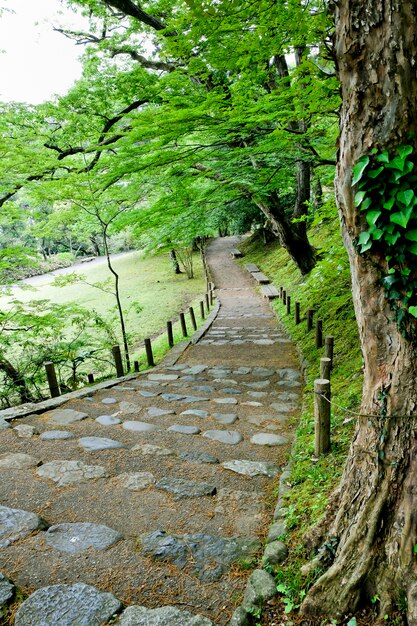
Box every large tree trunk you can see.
[301,1,417,621]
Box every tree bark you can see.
[169,249,182,274]
[301,1,417,620]
[0,357,35,404]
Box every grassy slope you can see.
[239,215,364,607]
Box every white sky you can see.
[0,0,87,104]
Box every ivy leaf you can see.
[390,207,413,228]
[369,227,384,240]
[384,231,401,245]
[408,242,417,255]
[405,230,417,242]
[397,189,415,207]
[358,231,370,246]
[361,197,372,211]
[383,275,398,287]
[409,306,417,318]
[354,191,366,207]
[367,166,384,179]
[386,156,407,171]
[352,156,370,185]
[376,150,389,163]
[383,197,396,210]
[397,145,413,159]
[366,210,381,226]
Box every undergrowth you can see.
[239,208,364,622]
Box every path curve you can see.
[0,237,302,626]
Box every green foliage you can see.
[353,145,417,331]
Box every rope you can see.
[315,392,413,421]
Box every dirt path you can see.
[0,237,301,626]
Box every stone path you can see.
[0,237,301,626]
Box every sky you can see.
[0,0,87,104]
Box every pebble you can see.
[203,430,243,445]
[45,522,122,553]
[250,433,288,446]
[40,431,75,441]
[95,415,122,426]
[122,421,160,432]
[78,437,127,451]
[37,460,108,486]
[101,398,117,405]
[167,425,201,435]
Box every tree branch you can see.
[110,47,178,72]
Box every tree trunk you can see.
[255,191,316,275]
[0,357,35,404]
[169,249,181,274]
[301,1,417,621]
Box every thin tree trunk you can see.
[169,249,181,274]
[302,1,417,620]
[0,357,35,404]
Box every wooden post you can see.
[205,293,210,312]
[144,338,155,367]
[280,286,283,299]
[210,290,214,306]
[87,373,95,384]
[167,321,174,348]
[189,307,197,331]
[315,319,323,348]
[200,300,205,320]
[320,357,332,381]
[286,295,291,315]
[283,290,287,305]
[307,309,315,332]
[112,345,124,377]
[314,378,331,455]
[180,312,188,337]
[44,362,60,398]
[295,302,301,325]
[134,361,140,372]
[325,336,334,368]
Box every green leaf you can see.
[383,197,396,210]
[397,145,413,159]
[354,191,366,207]
[366,210,381,226]
[384,231,401,245]
[376,150,389,163]
[352,156,370,185]
[358,231,370,246]
[409,306,417,318]
[367,166,384,179]
[397,189,415,207]
[383,275,397,287]
[369,227,384,240]
[347,618,357,626]
[390,207,413,228]
[408,242,417,255]
[386,156,407,171]
[360,240,373,253]
[405,230,417,242]
[361,197,372,211]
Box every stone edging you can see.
[0,299,221,423]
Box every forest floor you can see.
[0,237,302,625]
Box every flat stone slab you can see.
[213,413,238,425]
[119,401,140,414]
[243,381,270,389]
[138,390,159,397]
[213,398,238,405]
[0,453,40,469]
[0,572,14,605]
[0,419,11,430]
[0,506,46,548]
[40,430,75,441]
[14,583,122,626]
[250,433,289,446]
[233,367,252,375]
[161,393,186,401]
[45,523,122,553]
[156,477,216,499]
[271,402,297,413]
[132,444,174,456]
[182,396,210,403]
[252,367,275,377]
[14,424,38,438]
[192,385,214,393]
[222,388,241,395]
[181,409,209,418]
[48,408,89,425]
[148,373,178,381]
[179,451,219,464]
[123,421,160,432]
[167,425,201,435]
[277,380,302,388]
[102,397,118,406]
[117,472,155,490]
[140,531,260,581]
[277,368,301,380]
[203,430,243,445]
[96,415,122,426]
[37,460,108,486]
[78,437,126,451]
[117,605,214,626]
[147,407,175,418]
[222,460,279,478]
[182,365,208,374]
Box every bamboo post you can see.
[315,319,323,348]
[286,295,291,315]
[134,361,140,372]
[307,308,315,332]
[205,293,210,312]
[279,286,283,299]
[180,312,188,337]
[283,290,287,305]
[320,357,332,381]
[200,300,205,320]
[87,373,95,384]
[325,336,335,368]
[167,321,174,348]
[112,345,124,377]
[210,290,214,306]
[144,338,155,367]
[189,306,197,331]
[314,378,331,455]
[44,362,60,398]
[295,302,301,325]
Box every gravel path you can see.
[0,237,302,626]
